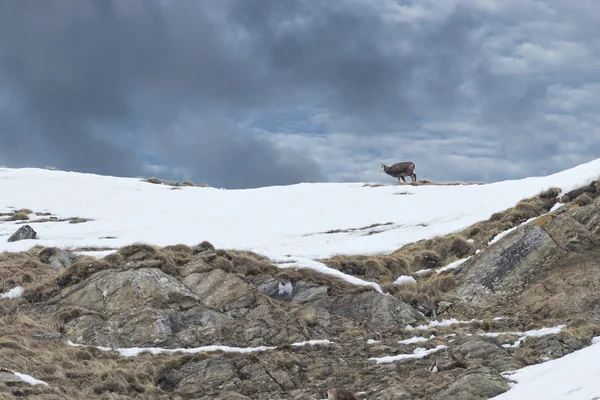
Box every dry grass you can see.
[6,212,29,221]
[321,254,409,280]
[321,222,394,235]
[384,273,459,318]
[143,177,209,189]
[559,180,598,203]
[144,177,165,185]
[362,183,386,187]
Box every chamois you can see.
[380,161,417,183]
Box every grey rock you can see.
[455,225,562,306]
[0,371,23,384]
[8,224,37,242]
[181,255,214,276]
[449,337,525,371]
[183,269,257,310]
[254,277,330,304]
[314,291,424,328]
[158,359,240,395]
[39,247,78,270]
[434,368,510,399]
[193,240,218,260]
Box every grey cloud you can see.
[1,0,599,187]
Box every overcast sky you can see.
[1,0,599,188]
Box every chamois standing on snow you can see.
[380,161,417,183]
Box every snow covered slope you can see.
[491,337,600,400]
[0,159,599,260]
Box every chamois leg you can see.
[411,173,417,182]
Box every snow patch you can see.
[67,341,277,357]
[436,257,469,273]
[394,275,417,285]
[291,339,333,347]
[491,336,600,399]
[481,324,566,348]
[0,286,24,299]
[370,344,448,364]
[11,371,48,386]
[272,256,384,294]
[398,335,435,345]
[406,318,478,330]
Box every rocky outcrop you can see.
[434,367,509,399]
[455,195,600,311]
[314,291,424,329]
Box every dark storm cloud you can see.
[1,0,599,186]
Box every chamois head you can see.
[380,163,387,173]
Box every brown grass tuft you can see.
[219,250,278,276]
[145,177,165,185]
[573,193,593,206]
[392,274,457,317]
[7,212,29,221]
[539,187,561,199]
[411,250,442,270]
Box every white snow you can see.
[369,344,447,364]
[0,286,24,299]
[491,336,600,400]
[488,216,538,245]
[11,371,48,386]
[67,340,277,357]
[398,334,435,345]
[496,324,566,348]
[67,339,332,357]
[0,159,598,262]
[273,256,384,293]
[394,275,417,285]
[291,339,333,347]
[367,339,380,344]
[436,257,469,273]
[74,249,117,258]
[550,202,565,212]
[406,318,478,330]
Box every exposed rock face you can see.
[8,225,37,242]
[253,276,331,304]
[183,269,257,310]
[433,368,510,399]
[314,291,424,329]
[455,195,600,311]
[38,247,78,270]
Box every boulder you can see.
[38,247,78,270]
[433,368,509,399]
[8,225,37,242]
